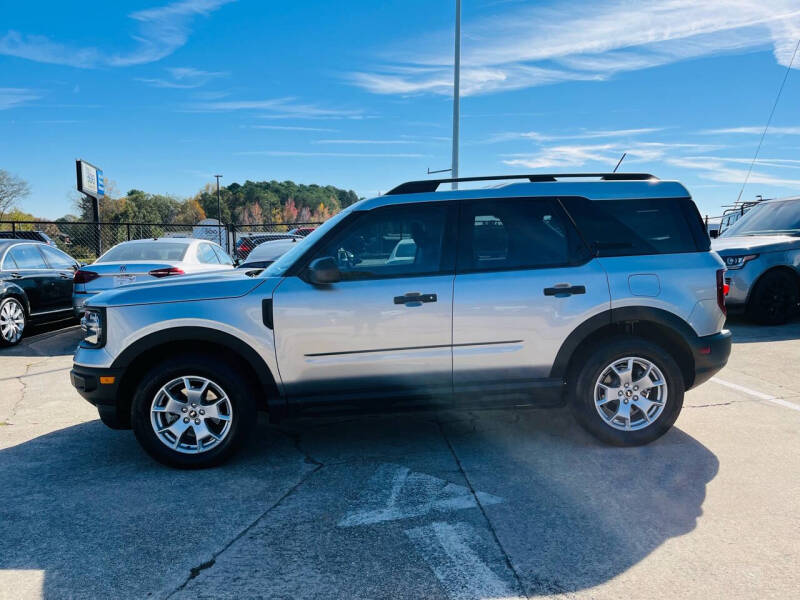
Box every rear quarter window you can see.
[561,197,708,256]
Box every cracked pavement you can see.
[0,319,799,599]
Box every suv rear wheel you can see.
[569,336,684,445]
[131,354,257,468]
[746,270,798,325]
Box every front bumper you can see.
[688,329,732,388]
[70,364,123,406]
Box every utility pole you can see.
[451,0,461,190]
[214,174,224,251]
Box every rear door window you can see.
[457,198,589,272]
[197,243,221,264]
[8,244,48,269]
[561,197,707,256]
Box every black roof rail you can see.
[385,173,658,195]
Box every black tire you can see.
[131,353,257,468]
[0,297,27,347]
[568,336,685,446]
[746,270,799,325]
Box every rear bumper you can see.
[72,292,98,317]
[689,329,732,389]
[70,364,123,406]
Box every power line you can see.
[736,38,800,204]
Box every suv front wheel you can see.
[131,354,257,468]
[569,337,685,445]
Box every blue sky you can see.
[2,0,800,219]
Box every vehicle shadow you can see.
[0,408,718,598]
[726,315,800,343]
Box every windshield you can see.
[96,241,189,262]
[722,199,800,237]
[263,207,354,277]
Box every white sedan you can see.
[73,238,235,315]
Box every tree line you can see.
[0,169,361,226]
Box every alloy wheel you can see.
[594,356,668,431]
[0,299,25,344]
[150,375,233,454]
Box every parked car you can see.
[0,230,56,245]
[237,238,301,269]
[71,173,731,468]
[235,233,302,260]
[288,226,316,237]
[0,240,79,346]
[712,196,800,324]
[73,238,234,316]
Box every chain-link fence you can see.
[0,220,322,263]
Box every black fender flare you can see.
[549,307,698,380]
[112,326,281,410]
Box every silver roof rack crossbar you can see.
[385,173,658,195]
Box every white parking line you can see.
[710,377,800,412]
[338,464,503,527]
[404,521,524,600]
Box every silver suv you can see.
[71,173,731,468]
[713,196,800,324]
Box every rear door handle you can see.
[543,285,586,297]
[394,292,437,305]
[59,273,72,279]
[10,272,22,279]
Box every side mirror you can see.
[709,230,720,239]
[308,257,341,285]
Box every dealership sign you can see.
[76,159,105,199]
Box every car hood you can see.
[712,234,799,255]
[87,270,280,307]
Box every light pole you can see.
[214,174,224,250]
[451,0,461,190]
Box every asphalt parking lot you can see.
[1,321,798,600]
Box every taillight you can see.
[149,267,185,278]
[716,269,727,315]
[74,269,99,284]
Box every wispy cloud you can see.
[488,127,666,143]
[666,156,800,186]
[350,1,800,96]
[314,139,415,145]
[501,140,722,169]
[137,67,227,88]
[234,151,426,158]
[249,125,339,132]
[0,0,235,68]
[702,126,800,135]
[188,97,366,119]
[0,88,40,110]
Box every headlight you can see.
[723,254,758,270]
[80,308,106,348]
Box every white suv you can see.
[71,173,731,468]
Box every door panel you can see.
[272,202,456,402]
[6,245,50,315]
[39,245,77,311]
[452,197,611,388]
[273,275,454,398]
[453,261,610,384]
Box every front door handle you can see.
[394,292,437,305]
[10,272,22,279]
[543,285,586,297]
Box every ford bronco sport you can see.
[71,173,731,468]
